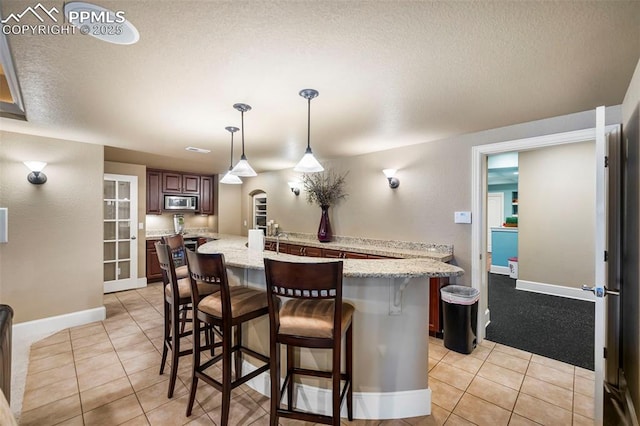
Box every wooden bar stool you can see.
[155,242,218,398]
[263,259,354,426]
[184,250,270,425]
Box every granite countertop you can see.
[264,233,453,262]
[145,230,221,241]
[198,235,463,279]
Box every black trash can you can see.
[440,285,479,354]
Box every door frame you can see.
[471,123,620,424]
[471,126,617,339]
[103,173,145,293]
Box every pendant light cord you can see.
[241,111,246,156]
[229,132,234,168]
[307,97,311,150]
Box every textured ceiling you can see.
[1,1,639,174]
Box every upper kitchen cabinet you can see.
[146,169,215,214]
[200,175,215,215]
[147,171,162,214]
[162,172,200,194]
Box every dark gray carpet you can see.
[485,273,594,370]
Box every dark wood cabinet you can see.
[303,246,323,257]
[286,244,305,256]
[146,239,163,282]
[322,249,342,258]
[200,176,214,215]
[162,172,183,193]
[429,277,449,337]
[343,251,369,259]
[182,174,200,194]
[146,171,162,214]
[147,169,216,215]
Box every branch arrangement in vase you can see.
[302,169,349,207]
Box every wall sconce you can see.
[288,181,301,196]
[24,161,47,185]
[382,169,399,189]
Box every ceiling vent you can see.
[185,147,211,154]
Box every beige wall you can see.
[217,183,242,235]
[104,161,147,279]
[621,57,640,416]
[518,142,595,288]
[233,107,621,285]
[0,132,103,323]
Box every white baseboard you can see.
[490,265,510,275]
[241,360,431,419]
[12,306,107,342]
[104,277,147,294]
[516,280,595,302]
[11,306,107,420]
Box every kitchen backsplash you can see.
[145,213,215,234]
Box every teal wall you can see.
[488,183,518,219]
[491,228,518,267]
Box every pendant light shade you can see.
[294,89,324,173]
[220,126,243,185]
[230,103,257,177]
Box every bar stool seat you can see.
[264,259,354,426]
[279,299,354,339]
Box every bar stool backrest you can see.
[155,241,180,300]
[185,250,230,320]
[162,234,186,267]
[264,259,344,343]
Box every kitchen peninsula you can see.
[198,234,463,420]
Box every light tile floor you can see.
[19,282,595,425]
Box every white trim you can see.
[12,306,106,342]
[516,279,595,302]
[471,125,618,343]
[10,306,106,420]
[104,277,147,293]
[489,265,510,275]
[241,360,431,419]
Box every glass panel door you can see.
[103,174,139,292]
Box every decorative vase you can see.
[317,205,332,242]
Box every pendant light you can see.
[294,89,324,173]
[220,126,243,185]
[230,103,257,177]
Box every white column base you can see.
[241,360,432,420]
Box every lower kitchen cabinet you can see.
[429,277,449,337]
[146,239,163,282]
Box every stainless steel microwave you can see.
[164,195,198,211]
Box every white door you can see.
[103,174,140,293]
[589,106,608,424]
[487,192,504,252]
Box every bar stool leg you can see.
[347,323,353,421]
[332,344,341,426]
[269,342,281,426]
[221,324,233,425]
[168,302,181,398]
[286,345,294,410]
[186,316,201,417]
[159,299,170,375]
[234,325,243,380]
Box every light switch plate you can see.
[454,211,471,224]
[0,208,7,243]
[138,222,144,230]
